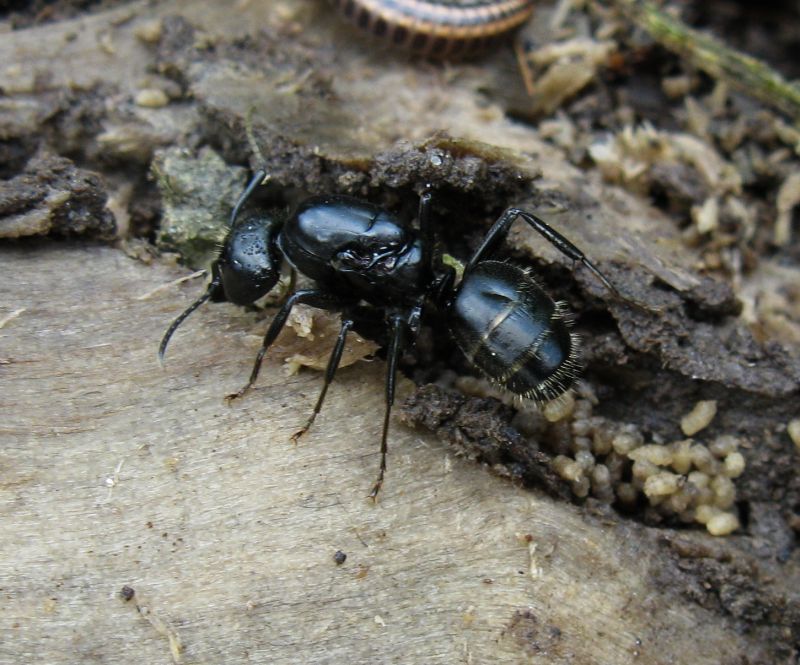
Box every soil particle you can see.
[402,384,572,501]
[0,152,114,239]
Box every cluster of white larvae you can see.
[456,377,745,536]
[543,395,744,536]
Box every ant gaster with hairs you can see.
[159,167,622,498]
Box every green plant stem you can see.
[608,0,800,122]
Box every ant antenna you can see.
[245,106,265,166]
[158,274,222,365]
[229,168,268,227]
[228,108,271,227]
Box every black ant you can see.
[159,169,622,498]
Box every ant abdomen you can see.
[447,260,580,403]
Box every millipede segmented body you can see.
[332,0,535,58]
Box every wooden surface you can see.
[0,243,770,664]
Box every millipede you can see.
[331,0,535,58]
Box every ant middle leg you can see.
[368,312,407,500]
[291,317,355,443]
[368,296,424,500]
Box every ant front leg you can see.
[225,289,352,403]
[465,208,620,298]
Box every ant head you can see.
[159,211,283,364]
[215,212,283,305]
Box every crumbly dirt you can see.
[0,152,116,238]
